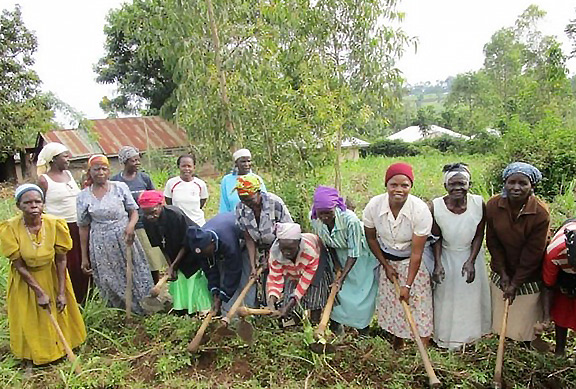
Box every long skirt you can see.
[491,282,543,341]
[66,222,91,303]
[550,291,576,331]
[221,250,257,315]
[169,270,212,314]
[8,263,86,365]
[377,258,433,339]
[136,228,166,272]
[89,221,154,315]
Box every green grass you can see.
[1,154,575,388]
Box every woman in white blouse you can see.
[363,162,433,350]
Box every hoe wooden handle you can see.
[314,270,342,337]
[493,299,510,388]
[187,311,215,352]
[150,273,170,297]
[48,310,81,374]
[224,267,264,323]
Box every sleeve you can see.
[412,200,433,237]
[0,220,20,260]
[362,198,376,229]
[143,219,161,248]
[201,260,222,297]
[259,175,267,193]
[199,179,209,200]
[119,182,138,211]
[144,173,155,190]
[76,192,92,227]
[512,215,550,286]
[219,177,231,213]
[277,199,293,223]
[235,205,247,232]
[345,214,362,259]
[486,216,508,275]
[293,248,319,301]
[163,178,173,198]
[220,243,243,302]
[266,250,286,300]
[542,244,561,287]
[54,218,73,254]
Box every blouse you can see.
[164,176,208,226]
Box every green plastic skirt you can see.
[168,270,213,314]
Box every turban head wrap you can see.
[276,222,302,240]
[311,185,347,219]
[138,190,165,208]
[233,148,251,161]
[83,154,110,187]
[36,142,68,175]
[118,146,140,164]
[385,162,414,185]
[443,164,471,185]
[234,174,262,196]
[15,183,44,203]
[501,162,542,198]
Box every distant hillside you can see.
[403,77,454,109]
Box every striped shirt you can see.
[267,233,321,301]
[544,221,576,278]
[311,209,363,258]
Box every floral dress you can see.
[77,181,153,314]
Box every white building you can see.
[388,125,470,143]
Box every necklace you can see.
[23,219,45,249]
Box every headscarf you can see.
[233,174,262,196]
[83,154,110,187]
[311,185,347,219]
[276,222,302,240]
[138,190,164,208]
[15,183,44,203]
[233,148,251,161]
[443,165,471,185]
[36,142,68,175]
[502,162,542,185]
[385,162,414,184]
[118,146,139,164]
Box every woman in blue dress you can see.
[310,186,379,332]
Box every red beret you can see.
[385,162,414,184]
[138,190,165,208]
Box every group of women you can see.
[1,142,574,369]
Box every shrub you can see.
[416,135,467,153]
[365,139,420,157]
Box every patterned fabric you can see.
[233,174,262,196]
[235,192,293,247]
[545,220,576,274]
[219,172,267,213]
[118,146,139,164]
[502,162,542,184]
[76,181,153,314]
[490,272,542,295]
[267,233,321,301]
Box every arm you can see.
[430,202,445,283]
[511,217,550,287]
[199,180,208,209]
[37,174,48,195]
[164,197,173,205]
[244,231,258,275]
[200,199,207,209]
[124,208,138,245]
[542,250,560,288]
[14,258,50,309]
[365,226,398,282]
[55,253,67,312]
[79,225,93,275]
[462,202,486,283]
[400,234,427,302]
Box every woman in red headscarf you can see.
[363,163,434,349]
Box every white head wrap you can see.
[15,183,44,203]
[233,148,251,161]
[276,222,302,240]
[118,146,140,164]
[36,143,68,175]
[443,170,471,185]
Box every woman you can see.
[543,218,576,356]
[77,155,153,314]
[310,186,378,333]
[486,162,550,344]
[164,154,209,226]
[37,142,89,303]
[363,162,433,349]
[0,184,86,366]
[111,146,165,284]
[219,148,266,213]
[139,190,212,315]
[431,163,491,349]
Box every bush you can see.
[466,130,503,154]
[365,139,420,157]
[416,135,467,153]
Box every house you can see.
[341,137,370,161]
[387,125,470,143]
[35,116,191,180]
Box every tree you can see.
[0,6,53,157]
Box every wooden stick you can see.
[237,307,279,317]
[393,278,440,388]
[47,310,81,374]
[125,245,133,319]
[150,273,170,298]
[493,299,510,389]
[222,267,264,324]
[187,311,215,352]
[314,270,342,337]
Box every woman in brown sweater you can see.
[486,162,550,343]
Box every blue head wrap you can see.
[502,162,542,197]
[15,184,44,203]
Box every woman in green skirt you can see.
[139,190,212,314]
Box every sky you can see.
[2,0,575,121]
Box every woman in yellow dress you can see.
[0,184,86,366]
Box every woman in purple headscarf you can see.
[310,186,379,333]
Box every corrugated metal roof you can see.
[42,116,188,160]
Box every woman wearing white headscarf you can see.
[37,142,89,303]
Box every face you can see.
[197,242,216,257]
[89,163,110,184]
[505,173,532,202]
[445,173,470,200]
[279,239,300,260]
[18,191,44,217]
[386,175,412,204]
[239,192,261,209]
[236,156,252,175]
[142,205,163,221]
[52,151,70,170]
[316,208,335,225]
[179,157,195,180]
[125,155,141,172]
